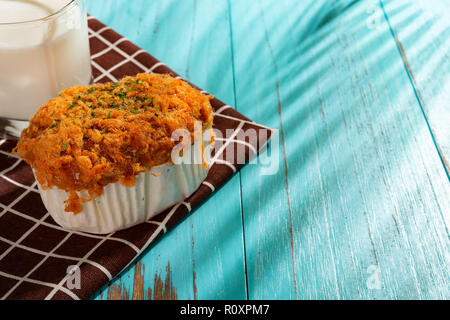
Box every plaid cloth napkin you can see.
[0,16,271,300]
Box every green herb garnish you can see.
[114,92,127,99]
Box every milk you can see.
[0,0,91,121]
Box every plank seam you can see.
[227,0,250,301]
[379,0,450,181]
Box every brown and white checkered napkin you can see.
[0,16,271,300]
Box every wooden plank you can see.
[230,0,450,299]
[380,0,450,174]
[86,0,247,300]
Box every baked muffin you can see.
[14,73,213,234]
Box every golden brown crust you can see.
[14,73,213,213]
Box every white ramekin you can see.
[36,140,210,234]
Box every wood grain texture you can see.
[230,0,449,299]
[380,0,450,174]
[87,0,449,300]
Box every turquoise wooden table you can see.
[86,0,450,300]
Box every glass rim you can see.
[0,0,79,26]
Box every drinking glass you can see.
[0,0,91,137]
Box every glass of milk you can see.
[0,0,91,137]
